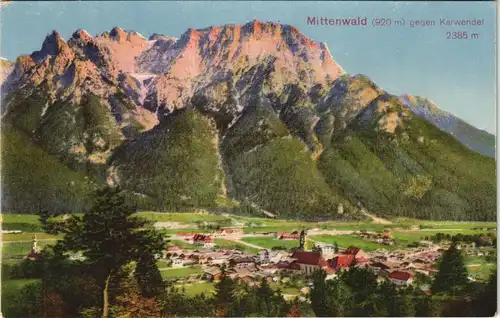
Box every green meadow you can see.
[160,266,204,279]
[214,239,260,254]
[241,236,300,250]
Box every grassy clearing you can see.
[241,237,299,250]
[268,282,301,295]
[2,214,43,232]
[162,228,201,235]
[214,239,260,254]
[464,255,497,281]
[3,213,495,232]
[174,282,215,296]
[2,232,59,242]
[310,235,395,252]
[168,239,199,250]
[138,212,229,223]
[161,266,204,279]
[2,241,54,260]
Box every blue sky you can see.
[0,1,496,133]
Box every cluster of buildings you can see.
[354,229,395,246]
[276,231,301,240]
[162,239,440,288]
[162,228,455,289]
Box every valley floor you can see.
[1,211,496,311]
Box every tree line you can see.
[425,232,496,247]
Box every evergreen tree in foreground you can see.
[214,268,237,317]
[472,269,497,317]
[40,186,166,318]
[432,243,469,295]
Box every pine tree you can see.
[415,295,442,317]
[214,271,237,317]
[135,253,164,298]
[432,243,468,295]
[39,186,166,318]
[310,270,330,317]
[393,293,416,317]
[472,269,497,316]
[257,277,274,316]
[334,242,339,253]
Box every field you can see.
[464,254,497,281]
[138,212,230,223]
[2,212,496,234]
[2,241,55,260]
[160,266,204,279]
[310,235,394,252]
[2,214,43,232]
[241,236,300,250]
[238,217,496,234]
[2,232,59,242]
[214,239,260,254]
[174,282,215,296]
[168,239,199,250]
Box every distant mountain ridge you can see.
[1,21,496,221]
[399,94,495,157]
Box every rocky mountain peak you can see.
[31,30,71,62]
[71,29,93,42]
[1,21,495,221]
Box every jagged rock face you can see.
[1,21,496,221]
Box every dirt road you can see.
[223,237,265,250]
[361,211,392,224]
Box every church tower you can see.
[299,230,306,251]
[31,235,39,253]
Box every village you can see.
[154,227,486,297]
[10,214,496,302]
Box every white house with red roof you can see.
[329,254,355,270]
[24,236,41,261]
[389,270,414,286]
[276,231,301,240]
[187,234,214,248]
[289,251,333,275]
[343,246,369,260]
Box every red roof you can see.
[343,246,361,256]
[291,251,324,266]
[26,251,40,259]
[276,261,291,269]
[329,255,355,269]
[319,258,329,267]
[389,271,414,281]
[193,234,212,242]
[278,231,300,238]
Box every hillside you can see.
[400,95,495,158]
[0,21,496,221]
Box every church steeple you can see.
[299,230,306,251]
[31,235,39,253]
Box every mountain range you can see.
[1,21,495,221]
